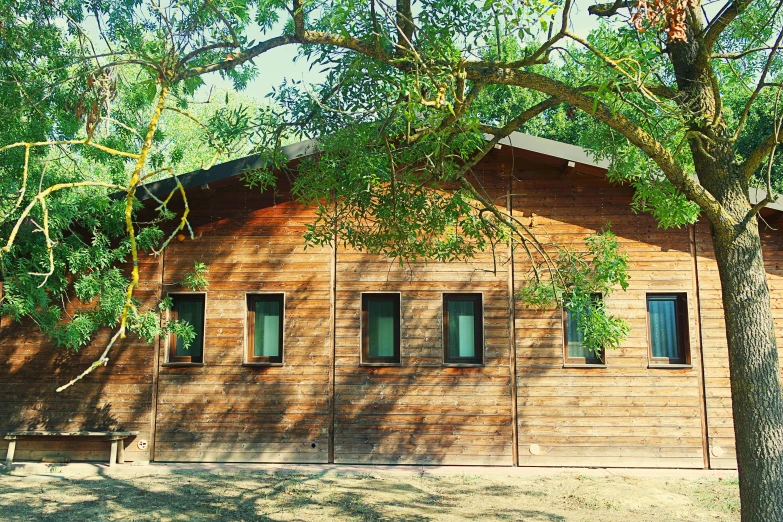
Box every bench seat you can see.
[4,431,139,467]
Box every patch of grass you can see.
[565,493,603,510]
[454,473,481,484]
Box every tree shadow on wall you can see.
[0,319,150,461]
[152,181,334,464]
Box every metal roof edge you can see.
[749,187,783,213]
[130,132,783,216]
[134,138,318,201]
[498,131,612,170]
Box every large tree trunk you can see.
[709,184,783,522]
[665,12,783,518]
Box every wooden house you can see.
[2,132,782,470]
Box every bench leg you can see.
[5,439,16,466]
[117,439,125,464]
[109,440,118,467]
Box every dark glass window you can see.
[361,293,401,364]
[647,294,689,365]
[443,293,483,365]
[564,295,605,365]
[247,294,284,364]
[168,294,205,364]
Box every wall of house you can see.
[0,257,159,463]
[5,150,783,468]
[510,166,707,469]
[332,175,515,465]
[151,180,332,463]
[694,220,783,469]
[694,221,736,469]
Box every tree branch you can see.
[465,66,732,231]
[56,328,123,392]
[180,41,238,67]
[0,139,141,159]
[712,46,776,60]
[733,24,783,141]
[205,0,240,47]
[396,0,414,52]
[120,86,170,336]
[478,97,563,139]
[564,29,667,103]
[703,0,753,51]
[588,0,637,17]
[181,34,298,79]
[1,181,128,259]
[743,127,783,181]
[292,0,305,37]
[745,92,782,220]
[504,0,572,68]
[179,25,729,230]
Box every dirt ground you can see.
[0,464,739,522]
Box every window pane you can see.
[448,300,476,358]
[176,299,203,357]
[254,299,281,357]
[369,299,395,357]
[566,309,590,359]
[649,297,680,359]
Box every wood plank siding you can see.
[510,165,707,469]
[1,145,781,468]
[333,174,513,465]
[0,257,160,463]
[152,182,332,463]
[693,221,783,469]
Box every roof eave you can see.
[135,138,318,201]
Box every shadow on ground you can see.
[0,468,569,522]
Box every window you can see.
[246,294,284,364]
[564,295,605,365]
[361,293,401,364]
[647,293,690,365]
[443,293,483,365]
[167,294,205,364]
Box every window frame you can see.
[563,294,606,367]
[360,292,401,366]
[166,292,206,365]
[245,293,285,365]
[442,293,484,366]
[646,293,690,366]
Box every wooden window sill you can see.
[442,363,484,368]
[162,362,204,368]
[648,363,693,369]
[359,362,402,367]
[563,364,607,369]
[243,362,284,367]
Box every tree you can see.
[0,1,781,519]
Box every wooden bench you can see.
[3,431,139,467]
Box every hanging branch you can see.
[117,85,170,338]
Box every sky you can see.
[192,1,607,103]
[75,0,730,105]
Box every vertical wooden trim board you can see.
[507,178,520,467]
[148,250,165,463]
[690,224,711,469]
[327,203,337,464]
